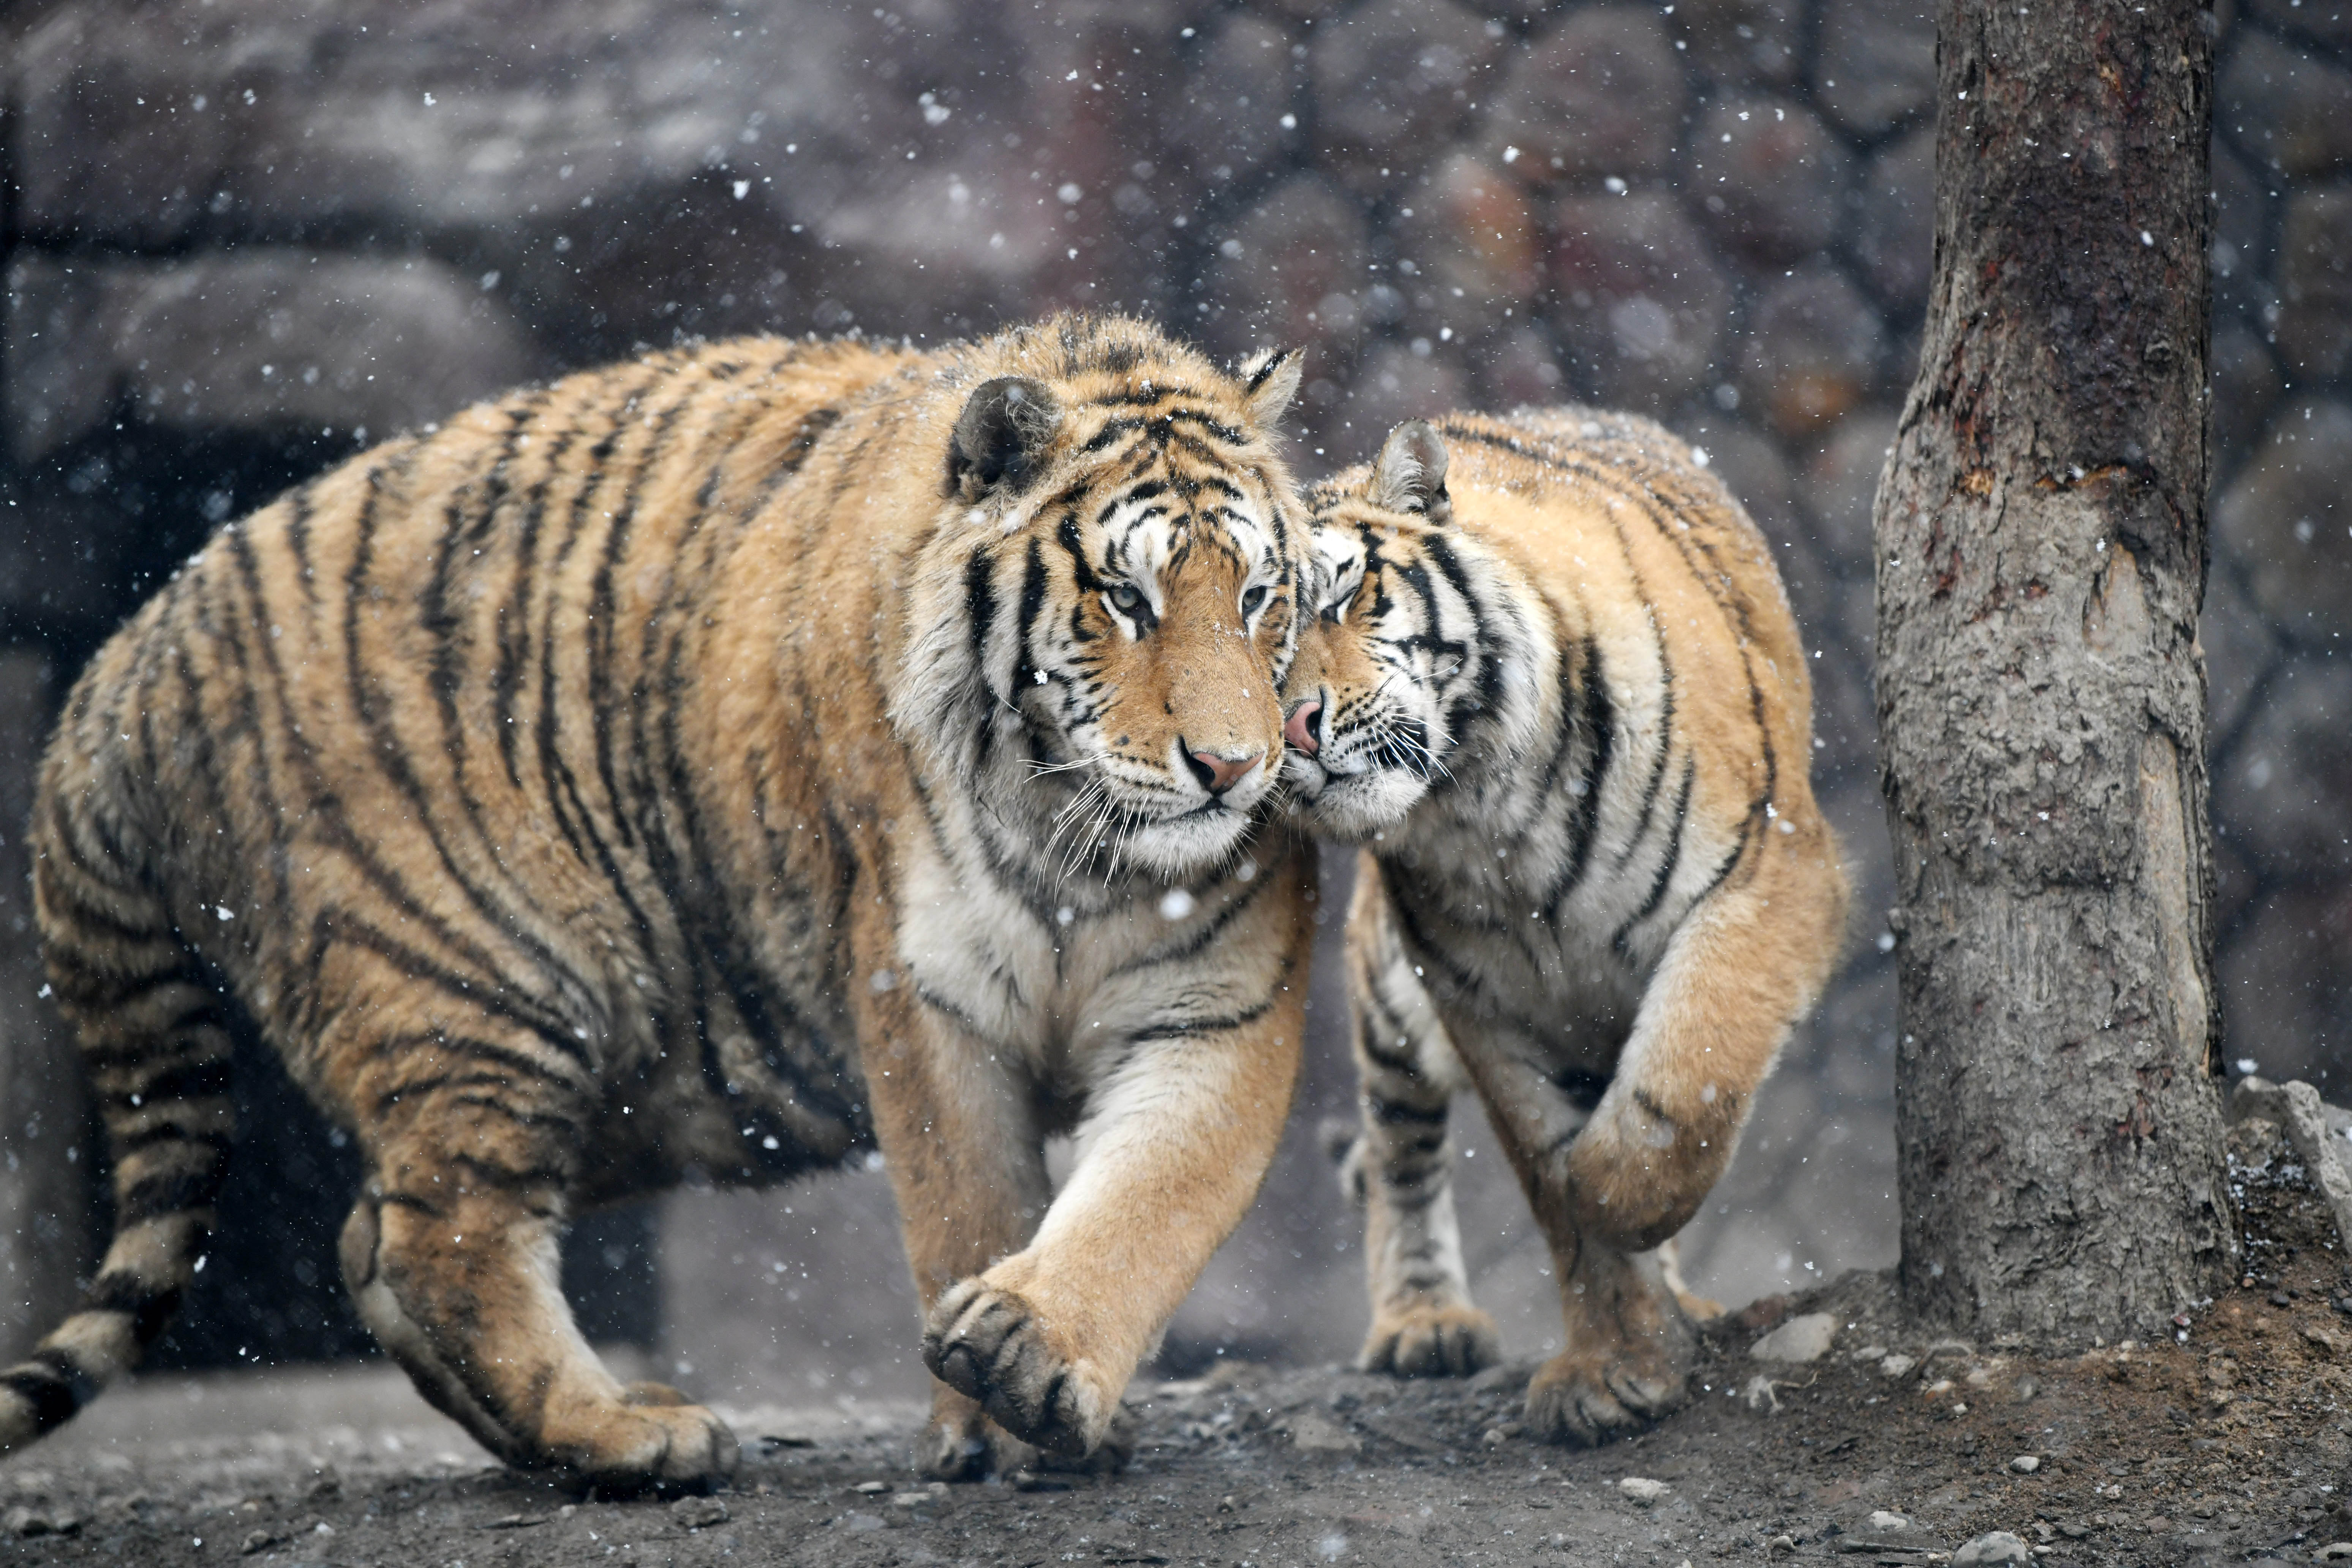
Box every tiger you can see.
[1280,409,1849,1445]
[12,313,1320,1489]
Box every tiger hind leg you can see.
[345,1072,736,1491]
[1346,882,1498,1380]
[3,851,236,1452]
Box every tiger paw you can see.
[1522,1338,1689,1448]
[1358,1302,1501,1378]
[922,1278,1116,1459]
[1027,1399,1137,1478]
[918,1389,1037,1481]
[544,1392,740,1491]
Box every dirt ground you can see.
[3,1115,2347,1568]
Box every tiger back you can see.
[1282,408,1849,1446]
[18,316,1320,1487]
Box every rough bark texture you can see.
[1875,0,2232,1342]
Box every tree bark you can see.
[1875,0,2230,1342]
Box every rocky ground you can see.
[3,1113,2348,1568]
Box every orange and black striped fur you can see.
[1282,411,1848,1445]
[17,315,1319,1487]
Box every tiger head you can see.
[1281,420,1540,844]
[893,318,1310,882]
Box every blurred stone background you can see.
[0,0,2334,1406]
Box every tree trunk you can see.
[1874,0,2230,1342]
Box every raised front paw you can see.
[1522,1336,1690,1447]
[1358,1303,1501,1378]
[922,1278,1116,1459]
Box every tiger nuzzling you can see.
[1283,409,1849,1445]
[17,315,1320,1487]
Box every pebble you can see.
[853,1481,890,1494]
[1750,1312,1840,1364]
[4,1508,78,1539]
[2011,1454,2042,1473]
[1879,1353,1919,1378]
[1618,1476,1670,1505]
[669,1496,729,1530]
[1953,1530,2031,1565]
[1288,1412,1363,1454]
[1869,1510,1911,1531]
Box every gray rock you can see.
[2213,144,2275,308]
[1740,264,1888,439]
[2221,33,2352,180]
[1952,1530,2030,1565]
[1749,1311,1838,1364]
[1392,155,1544,335]
[2276,189,2352,381]
[1161,16,1297,199]
[2245,0,2352,59]
[2215,882,2352,1089]
[2211,324,2286,464]
[1797,406,1901,574]
[1471,322,1568,409]
[1617,1476,1670,1504]
[1481,7,1686,185]
[1850,125,1935,312]
[1812,0,1934,137]
[2229,1078,2352,1250]
[1287,1412,1363,1454]
[1197,173,1374,365]
[668,1495,729,1530]
[1548,193,1731,408]
[4,251,541,463]
[2213,399,2352,643]
[1331,343,1472,466]
[1684,95,1851,267]
[1668,0,1805,88]
[1309,0,1500,193]
[2200,558,2284,744]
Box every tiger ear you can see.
[946,376,1061,501]
[1370,420,1451,524]
[1237,346,1304,430]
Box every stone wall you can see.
[0,0,2336,1381]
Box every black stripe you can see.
[1612,754,1698,959]
[963,546,999,699]
[2,1366,83,1429]
[1127,993,1277,1044]
[123,1056,236,1104]
[117,1165,224,1228]
[85,1273,184,1342]
[1610,649,1680,875]
[1543,634,1616,911]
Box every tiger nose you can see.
[1185,746,1264,795]
[1283,699,1321,757]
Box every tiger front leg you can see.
[341,1067,735,1490]
[916,991,1305,1462]
[1345,874,1497,1379]
[1489,876,1834,1445]
[854,993,1057,1479]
